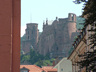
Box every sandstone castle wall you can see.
[37,13,78,57]
[22,13,79,58]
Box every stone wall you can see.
[21,13,79,58]
[37,13,78,58]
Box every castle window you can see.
[71,15,74,21]
[32,31,34,34]
[28,36,29,40]
[28,31,29,34]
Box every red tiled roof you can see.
[20,65,43,72]
[42,66,54,69]
[42,66,57,72]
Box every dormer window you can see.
[21,70,28,72]
[20,67,29,72]
[23,70,28,72]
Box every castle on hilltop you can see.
[22,13,79,58]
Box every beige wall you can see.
[54,58,72,72]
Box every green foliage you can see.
[74,0,96,71]
[74,36,78,40]
[76,16,85,30]
[29,48,44,64]
[20,54,30,63]
[73,0,87,4]
[35,60,43,67]
[44,53,50,60]
[20,48,55,67]
[35,58,55,67]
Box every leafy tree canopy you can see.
[20,48,55,67]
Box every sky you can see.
[21,0,84,37]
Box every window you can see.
[24,70,28,72]
[28,31,29,34]
[20,70,28,72]
[28,36,29,40]
[61,68,63,71]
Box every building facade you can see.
[68,28,86,72]
[68,24,95,72]
[54,57,72,72]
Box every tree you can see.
[74,0,96,72]
[29,48,41,64]
[20,54,30,63]
[73,0,87,4]
[20,48,55,67]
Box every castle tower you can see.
[22,23,39,53]
[43,21,45,31]
[68,13,77,39]
[25,23,38,44]
[43,18,49,31]
[46,18,48,25]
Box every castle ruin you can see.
[37,13,79,57]
[22,13,79,58]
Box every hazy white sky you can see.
[21,0,84,37]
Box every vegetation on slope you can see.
[20,48,55,67]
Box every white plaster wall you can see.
[54,58,72,72]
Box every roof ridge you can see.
[33,65,44,70]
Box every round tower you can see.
[43,21,45,31]
[68,13,77,39]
